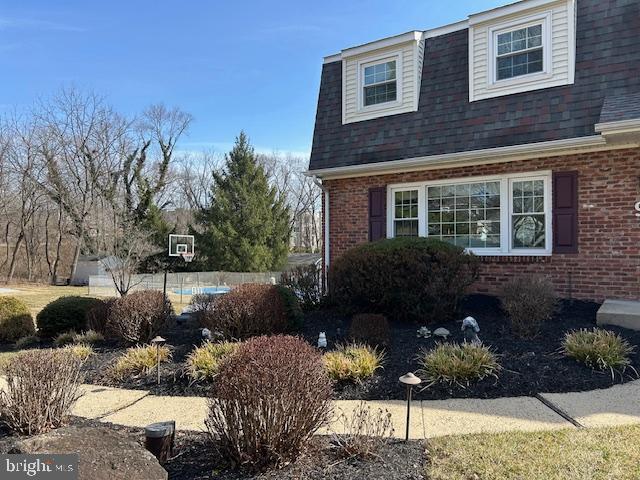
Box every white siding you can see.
[342,41,421,124]
[469,0,575,102]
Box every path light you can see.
[151,336,166,385]
[399,372,422,442]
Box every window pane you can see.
[364,81,397,106]
[395,220,418,238]
[512,214,545,248]
[426,180,501,249]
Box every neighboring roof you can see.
[309,0,640,173]
[78,254,111,262]
[599,93,640,124]
[287,253,322,268]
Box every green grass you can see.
[426,425,640,480]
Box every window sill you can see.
[477,255,551,264]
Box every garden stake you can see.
[399,372,422,442]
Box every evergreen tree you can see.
[195,132,290,271]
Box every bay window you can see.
[388,172,551,255]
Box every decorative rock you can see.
[318,332,327,348]
[461,316,480,333]
[433,327,450,339]
[13,426,168,480]
[416,326,431,338]
[201,328,212,341]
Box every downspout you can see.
[312,177,330,289]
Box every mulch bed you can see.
[304,295,640,401]
[0,419,426,480]
[6,294,638,401]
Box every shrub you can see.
[0,296,35,342]
[63,343,94,361]
[419,343,501,387]
[189,294,218,325]
[324,343,384,382]
[186,341,240,382]
[200,284,301,339]
[279,264,323,311]
[501,276,557,338]
[329,237,479,322]
[206,335,332,471]
[36,296,103,339]
[73,329,104,345]
[53,331,76,347]
[106,291,173,344]
[15,335,40,349]
[349,314,390,347]
[275,285,304,330]
[562,329,636,377]
[109,345,172,380]
[0,349,83,435]
[86,298,114,334]
[331,401,395,459]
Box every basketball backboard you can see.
[168,234,195,257]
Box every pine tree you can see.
[195,132,290,271]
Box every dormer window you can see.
[496,24,543,81]
[363,60,397,106]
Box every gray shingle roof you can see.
[309,0,640,172]
[599,92,640,124]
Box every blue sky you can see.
[1,0,507,157]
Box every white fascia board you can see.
[423,20,468,39]
[595,119,640,136]
[323,31,422,64]
[305,136,620,180]
[469,0,566,25]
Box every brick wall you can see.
[323,148,640,301]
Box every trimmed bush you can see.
[186,341,240,382]
[501,276,557,338]
[206,335,332,471]
[562,328,636,376]
[419,343,501,387]
[199,284,301,339]
[189,294,218,325]
[349,314,390,347]
[0,349,83,435]
[324,343,384,382]
[36,296,103,339]
[0,296,35,342]
[86,298,114,334]
[279,264,323,311]
[329,237,479,322]
[106,291,173,344]
[109,345,172,380]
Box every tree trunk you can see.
[7,232,24,283]
[69,232,83,285]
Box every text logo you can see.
[1,455,78,479]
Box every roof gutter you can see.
[595,118,640,136]
[305,135,618,180]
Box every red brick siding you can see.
[323,148,640,301]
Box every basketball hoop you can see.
[181,252,195,263]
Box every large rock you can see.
[13,426,167,480]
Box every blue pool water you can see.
[172,286,231,295]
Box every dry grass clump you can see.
[501,276,557,338]
[0,349,83,435]
[54,329,104,347]
[63,343,94,361]
[109,344,171,380]
[324,343,384,382]
[331,401,395,459]
[419,343,501,387]
[15,335,40,349]
[562,328,636,378]
[186,341,240,382]
[206,335,332,471]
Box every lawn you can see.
[0,284,190,317]
[426,424,640,480]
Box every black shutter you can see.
[368,187,386,241]
[553,171,579,254]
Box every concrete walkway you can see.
[71,380,640,439]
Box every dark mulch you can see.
[165,431,425,480]
[302,295,640,401]
[0,419,426,480]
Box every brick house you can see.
[307,0,640,301]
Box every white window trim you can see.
[386,171,553,256]
[357,51,403,113]
[487,11,553,90]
